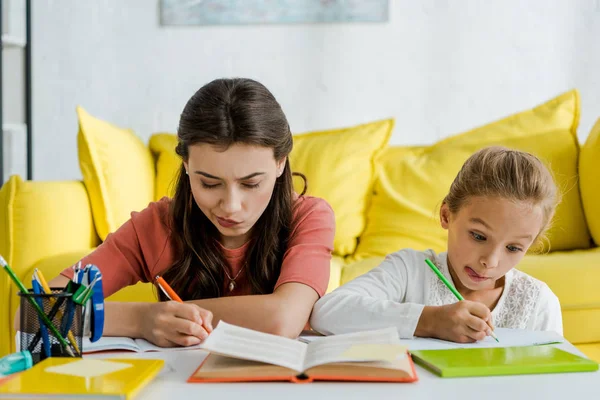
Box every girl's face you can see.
[184,143,285,249]
[440,196,543,293]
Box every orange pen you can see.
[155,275,183,303]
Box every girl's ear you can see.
[183,161,189,175]
[440,203,451,229]
[276,157,287,177]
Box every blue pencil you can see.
[31,278,51,358]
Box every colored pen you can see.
[155,275,183,303]
[31,278,51,358]
[0,255,75,356]
[424,258,499,342]
[34,269,81,354]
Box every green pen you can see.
[0,255,75,357]
[424,258,499,343]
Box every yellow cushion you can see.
[326,256,346,294]
[77,106,155,240]
[149,133,180,200]
[563,308,600,346]
[580,118,600,246]
[518,248,600,310]
[149,119,394,256]
[341,256,385,285]
[0,176,99,271]
[290,119,393,256]
[575,344,600,363]
[354,90,590,259]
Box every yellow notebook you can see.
[0,357,164,399]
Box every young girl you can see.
[44,78,335,347]
[310,146,562,343]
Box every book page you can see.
[135,338,205,352]
[82,336,140,353]
[302,327,402,371]
[403,328,564,351]
[199,321,307,372]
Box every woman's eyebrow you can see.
[194,171,265,180]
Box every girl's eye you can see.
[201,182,220,189]
[507,245,523,253]
[242,182,260,189]
[470,232,486,241]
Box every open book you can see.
[188,321,418,383]
[82,336,204,353]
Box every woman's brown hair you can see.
[160,78,306,301]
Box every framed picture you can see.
[159,0,389,26]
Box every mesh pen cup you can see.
[18,289,83,365]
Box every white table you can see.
[88,342,600,400]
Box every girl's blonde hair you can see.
[443,146,561,243]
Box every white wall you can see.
[32,0,600,181]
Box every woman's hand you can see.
[140,301,213,347]
[416,301,492,343]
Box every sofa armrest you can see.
[519,248,600,345]
[0,175,100,355]
[0,175,100,269]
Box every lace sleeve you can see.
[310,250,425,338]
[528,284,563,336]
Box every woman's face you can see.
[184,143,286,249]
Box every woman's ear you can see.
[440,203,451,230]
[183,161,189,175]
[276,157,287,177]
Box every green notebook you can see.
[411,346,599,378]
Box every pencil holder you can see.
[18,289,83,365]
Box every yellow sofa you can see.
[2,90,600,362]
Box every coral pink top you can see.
[61,195,335,298]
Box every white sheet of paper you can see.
[136,338,205,352]
[82,336,140,353]
[403,328,564,351]
[82,336,205,353]
[45,359,133,378]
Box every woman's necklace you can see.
[224,265,245,292]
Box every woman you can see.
[46,78,335,347]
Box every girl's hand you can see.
[417,301,492,343]
[140,301,213,347]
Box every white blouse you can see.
[310,249,563,338]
